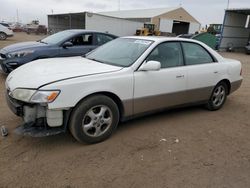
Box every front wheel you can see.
[0,32,7,40]
[206,82,228,111]
[69,95,119,144]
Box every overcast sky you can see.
[0,0,249,26]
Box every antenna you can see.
[118,0,121,10]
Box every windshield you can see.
[86,38,153,67]
[41,30,74,44]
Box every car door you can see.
[181,42,224,103]
[59,33,97,57]
[133,42,187,114]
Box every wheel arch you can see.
[74,91,125,119]
[217,79,231,95]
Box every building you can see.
[48,7,200,36]
[220,8,250,51]
[48,12,144,36]
[100,7,201,35]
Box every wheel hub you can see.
[82,105,113,137]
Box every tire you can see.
[0,32,7,40]
[69,95,119,144]
[206,82,228,111]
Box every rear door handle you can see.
[176,75,185,78]
[214,71,218,74]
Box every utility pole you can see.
[16,9,19,23]
[179,0,182,7]
[227,0,230,9]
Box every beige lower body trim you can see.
[230,79,242,94]
[131,86,213,115]
[122,80,242,118]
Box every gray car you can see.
[0,30,117,73]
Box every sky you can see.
[0,0,250,26]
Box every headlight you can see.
[8,50,34,58]
[11,89,36,102]
[11,89,60,103]
[30,90,60,103]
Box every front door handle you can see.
[176,75,185,78]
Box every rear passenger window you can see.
[146,42,183,68]
[182,42,214,65]
[97,34,114,45]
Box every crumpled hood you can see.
[6,56,123,90]
[0,41,47,53]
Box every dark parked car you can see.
[0,30,117,73]
[246,41,250,54]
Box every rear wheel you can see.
[0,32,7,40]
[69,95,119,144]
[206,82,228,111]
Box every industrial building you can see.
[220,8,250,51]
[48,7,200,36]
[100,7,201,35]
[47,12,143,36]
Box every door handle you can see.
[214,71,218,74]
[176,75,185,78]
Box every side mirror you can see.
[139,61,161,71]
[62,41,73,48]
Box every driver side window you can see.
[69,34,93,46]
[146,42,184,68]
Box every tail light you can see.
[8,27,12,31]
[240,67,243,76]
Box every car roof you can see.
[121,36,199,43]
[66,29,117,36]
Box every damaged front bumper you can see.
[5,92,71,137]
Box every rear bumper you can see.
[230,79,243,94]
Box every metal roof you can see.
[99,7,180,19]
[226,8,250,15]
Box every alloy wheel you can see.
[82,105,113,137]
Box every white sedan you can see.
[5,36,242,143]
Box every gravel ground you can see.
[0,33,250,187]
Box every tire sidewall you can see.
[69,95,119,144]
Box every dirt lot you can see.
[0,33,250,187]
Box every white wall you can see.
[159,19,173,32]
[85,13,144,36]
[189,22,200,34]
